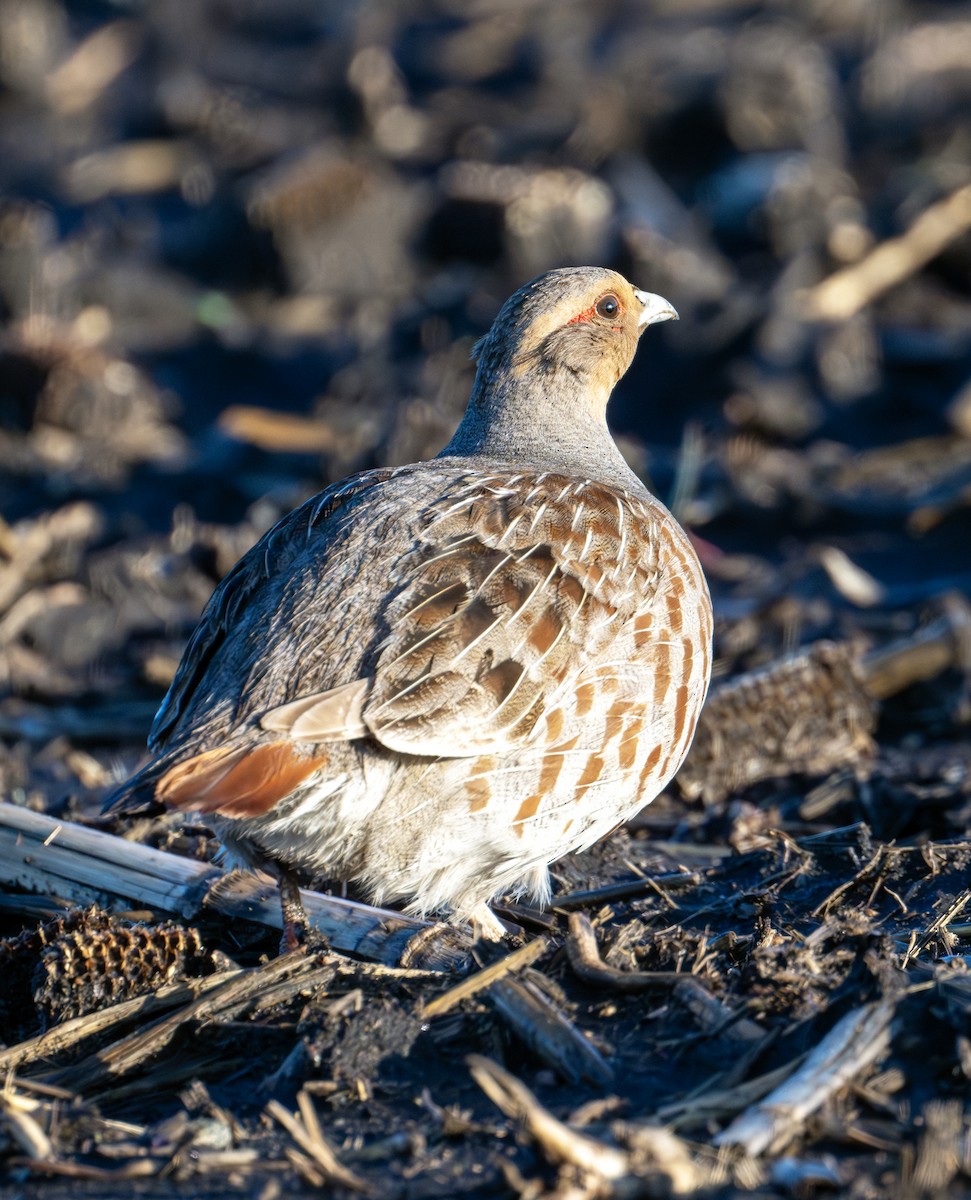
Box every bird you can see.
[109,266,713,941]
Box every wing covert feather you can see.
[364,472,663,757]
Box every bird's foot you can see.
[278,871,329,954]
[469,902,511,942]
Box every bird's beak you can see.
[634,289,679,328]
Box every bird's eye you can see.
[596,294,620,319]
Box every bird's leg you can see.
[279,869,310,953]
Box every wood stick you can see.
[468,1055,700,1193]
[566,912,687,991]
[41,952,323,1092]
[265,1096,369,1193]
[9,1157,163,1181]
[553,871,702,911]
[487,975,614,1087]
[713,999,896,1155]
[861,603,971,701]
[468,1054,630,1180]
[422,936,549,1018]
[1,1100,54,1160]
[655,1058,804,1130]
[798,182,971,320]
[218,405,340,453]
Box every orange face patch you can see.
[566,303,600,326]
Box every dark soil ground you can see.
[2,1,971,1197]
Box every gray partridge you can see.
[110,267,713,939]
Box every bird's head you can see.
[442,266,678,480]
[471,266,678,412]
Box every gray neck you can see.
[439,366,645,494]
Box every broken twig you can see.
[469,1054,698,1193]
[714,1000,897,1156]
[566,913,763,1042]
[798,182,971,320]
[422,935,549,1018]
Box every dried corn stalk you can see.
[33,912,211,1025]
[678,641,876,805]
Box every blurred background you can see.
[1,0,971,811]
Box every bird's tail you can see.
[102,755,169,817]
